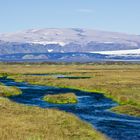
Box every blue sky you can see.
[0,0,140,34]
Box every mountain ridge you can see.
[0,28,140,62]
[1,28,140,45]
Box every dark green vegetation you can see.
[57,76,91,79]
[1,63,139,117]
[0,83,22,97]
[43,93,78,104]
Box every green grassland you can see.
[43,93,78,104]
[1,63,139,117]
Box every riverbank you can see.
[0,97,107,140]
[1,77,140,140]
[0,64,140,116]
[2,63,139,117]
[0,82,22,97]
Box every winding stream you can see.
[1,77,140,140]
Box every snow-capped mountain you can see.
[0,28,140,62]
[0,28,140,44]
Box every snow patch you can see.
[31,41,66,46]
[103,41,114,44]
[48,49,53,52]
[90,49,140,55]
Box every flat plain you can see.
[0,63,140,140]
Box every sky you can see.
[0,0,140,34]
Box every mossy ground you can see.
[0,97,107,140]
[0,83,22,97]
[2,63,140,117]
[111,105,140,117]
[0,64,110,140]
[43,93,78,104]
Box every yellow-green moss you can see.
[1,63,140,117]
[43,93,78,104]
[0,97,108,140]
[0,83,22,97]
[111,105,140,117]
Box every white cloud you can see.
[77,8,93,13]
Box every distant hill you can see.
[0,28,140,62]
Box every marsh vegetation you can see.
[2,63,140,117]
[0,63,140,140]
[0,97,107,140]
[0,83,22,97]
[43,93,78,104]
